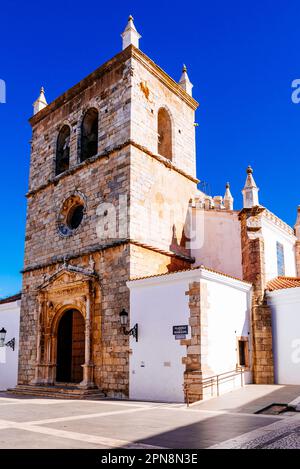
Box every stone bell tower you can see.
[16,16,199,397]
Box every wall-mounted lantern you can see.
[0,328,15,351]
[119,309,138,342]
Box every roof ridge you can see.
[277,275,300,280]
[129,265,251,284]
[267,276,300,292]
[0,292,22,305]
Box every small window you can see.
[276,242,285,276]
[157,107,172,160]
[237,337,249,368]
[67,204,84,230]
[80,108,98,162]
[58,195,85,237]
[56,125,71,175]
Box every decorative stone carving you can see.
[32,266,96,387]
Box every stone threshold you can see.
[7,384,106,400]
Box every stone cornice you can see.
[29,46,198,128]
[263,209,295,237]
[238,206,295,238]
[131,140,199,183]
[38,265,98,291]
[131,46,199,110]
[22,239,195,274]
[29,47,133,127]
[26,139,198,198]
[238,206,266,219]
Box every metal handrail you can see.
[183,366,245,406]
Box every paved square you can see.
[3,385,300,449]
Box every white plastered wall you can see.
[0,300,20,390]
[192,210,243,279]
[127,268,252,403]
[261,217,296,282]
[268,287,300,384]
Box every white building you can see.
[267,278,300,385]
[128,266,252,403]
[0,294,21,391]
[127,166,300,402]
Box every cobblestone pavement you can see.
[210,415,300,448]
[1,385,300,449]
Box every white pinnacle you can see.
[178,64,193,96]
[242,166,260,208]
[33,86,48,115]
[224,182,234,210]
[121,15,141,50]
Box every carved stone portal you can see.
[32,266,97,389]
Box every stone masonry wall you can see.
[129,243,191,279]
[24,146,131,269]
[181,281,213,404]
[239,208,274,384]
[28,49,132,193]
[19,246,131,396]
[131,51,197,178]
[130,145,196,258]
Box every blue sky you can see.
[0,0,299,298]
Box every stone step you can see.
[14,385,103,395]
[7,385,106,400]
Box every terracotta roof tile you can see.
[267,277,300,292]
[0,293,22,305]
[129,265,251,284]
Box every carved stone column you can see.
[44,332,55,385]
[80,285,95,388]
[31,297,44,385]
[48,334,57,385]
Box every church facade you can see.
[14,17,300,402]
[17,17,198,397]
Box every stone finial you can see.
[89,256,95,271]
[242,165,260,208]
[121,15,141,50]
[33,86,48,115]
[224,182,234,210]
[295,206,300,239]
[204,196,213,210]
[213,195,224,210]
[178,64,193,96]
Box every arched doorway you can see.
[56,309,85,383]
